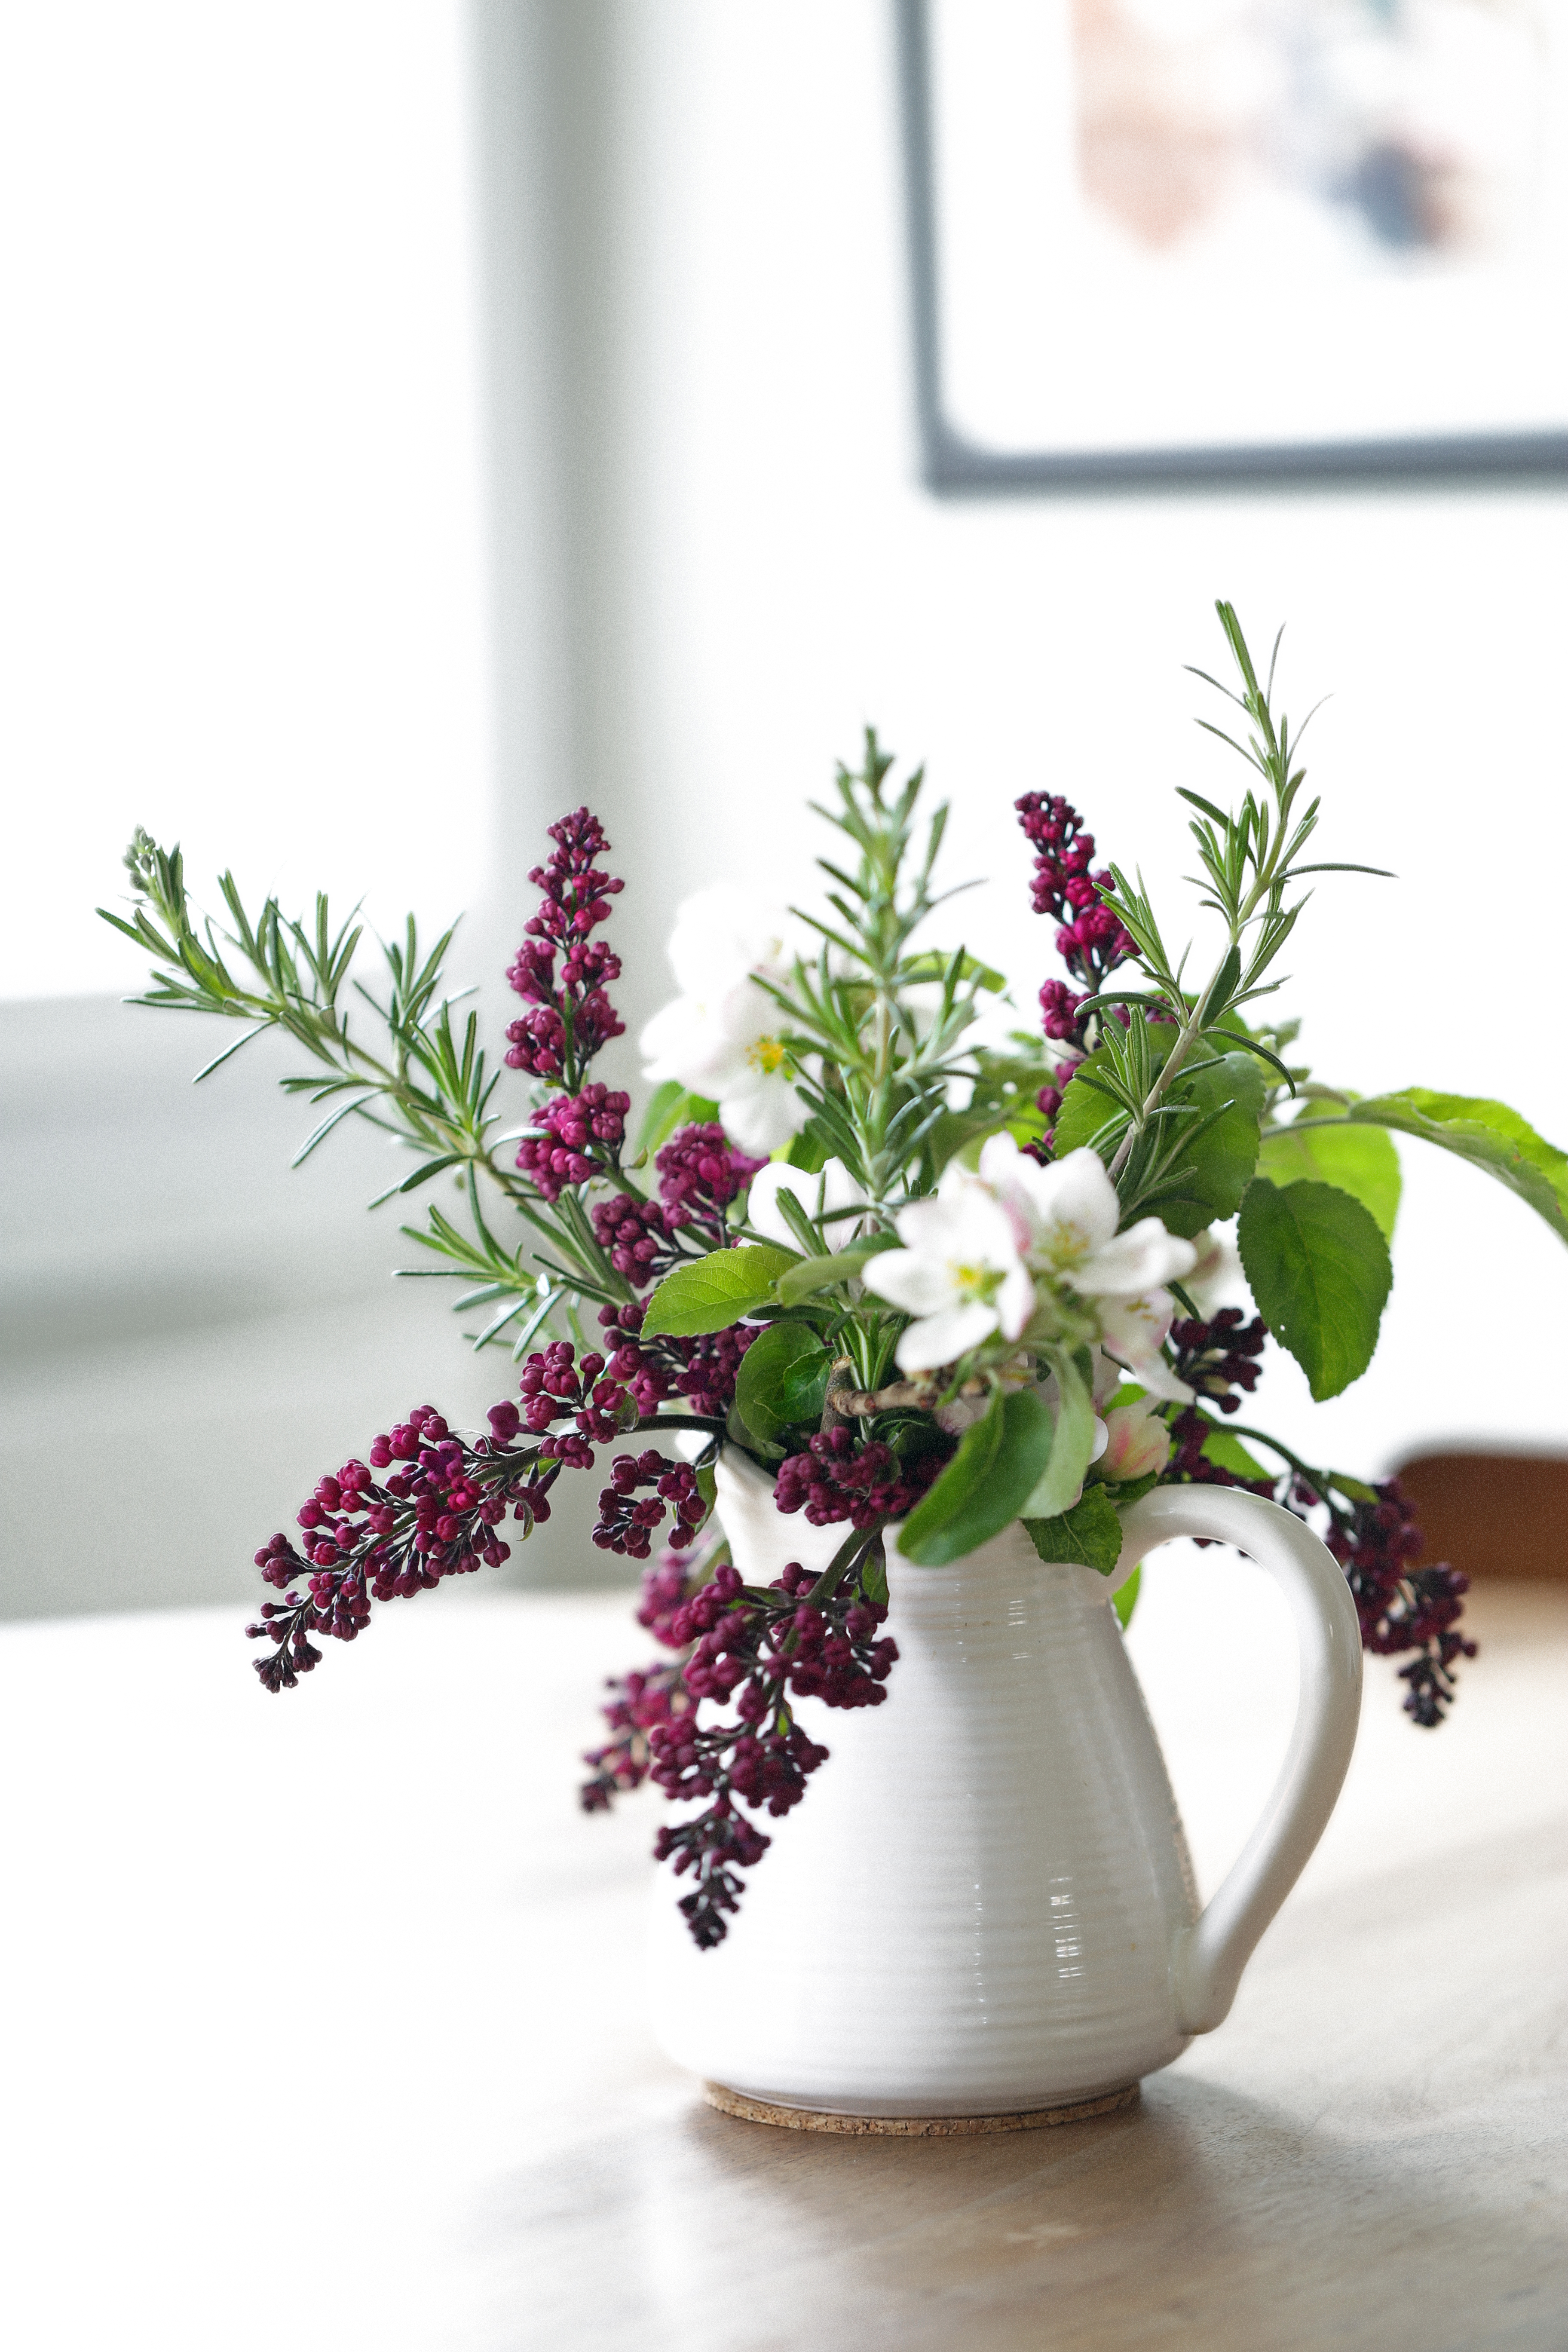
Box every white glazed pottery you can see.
[648,1452,1362,2119]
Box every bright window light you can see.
[0,0,490,1000]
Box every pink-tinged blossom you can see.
[1096,1394,1172,1483]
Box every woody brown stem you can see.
[822,1359,950,1424]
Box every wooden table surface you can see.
[1,1557,1564,2352]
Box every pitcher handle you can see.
[1112,1485,1363,2034]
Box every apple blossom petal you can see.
[863,1249,958,1317]
[1098,1291,1194,1402]
[997,1259,1038,1341]
[894,1301,1000,1373]
[640,995,740,1089]
[1024,1146,1123,1252]
[717,1066,807,1154]
[1075,1218,1197,1298]
[748,1156,866,1250]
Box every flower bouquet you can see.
[104,605,1567,1979]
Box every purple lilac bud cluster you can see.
[1015,795,1137,1152]
[595,1296,759,1421]
[504,808,625,1085]
[579,1660,689,1810]
[1161,1314,1275,1501]
[246,1406,557,1691]
[774,1426,954,1528]
[515,1083,630,1201]
[1324,1482,1476,1727]
[1015,793,1135,986]
[654,1122,767,1247]
[586,1123,766,1286]
[582,1546,898,1946]
[247,1340,720,1689]
[1169,1311,1268,1413]
[594,1450,706,1559]
[591,1191,671,1283]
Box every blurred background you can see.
[4,0,1567,1619]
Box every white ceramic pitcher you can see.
[648,1452,1362,2120]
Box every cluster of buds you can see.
[585,1120,768,1287]
[773,1426,952,1529]
[246,1405,558,1691]
[515,1084,630,1201]
[247,1341,722,1688]
[504,807,626,1086]
[593,1451,706,1559]
[1015,792,1135,992]
[582,1544,898,1946]
[492,1340,641,1461]
[654,1122,767,1246]
[591,1191,671,1284]
[1168,1310,1267,1414]
[1324,1481,1476,1726]
[596,1296,759,1421]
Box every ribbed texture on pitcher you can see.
[648,1491,1200,2118]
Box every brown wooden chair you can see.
[1391,1452,1568,1580]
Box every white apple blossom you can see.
[640,884,808,1154]
[977,1134,1197,1298]
[865,1170,1036,1373]
[1096,1291,1194,1403]
[969,1134,1196,1399]
[747,1156,866,1253]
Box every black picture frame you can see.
[894,0,1568,494]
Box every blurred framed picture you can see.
[897,0,1568,485]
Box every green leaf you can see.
[1259,1121,1401,1241]
[1018,1347,1098,1518]
[775,1234,897,1305]
[1347,1090,1568,1245]
[1053,1056,1143,1158]
[638,1083,719,1155]
[1023,1485,1124,1576]
[640,1245,799,1338]
[1112,1563,1141,1629]
[1237,1177,1391,1401]
[898,1389,1055,1567]
[1195,1416,1271,1482]
[1155,1050,1266,1236]
[733,1321,830,1444]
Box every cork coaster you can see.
[702,2080,1139,2136]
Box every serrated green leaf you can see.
[1259,1121,1400,1241]
[1347,1090,1568,1245]
[1155,1050,1266,1237]
[640,1245,799,1338]
[898,1389,1054,1566]
[1237,1177,1391,1401]
[733,1321,830,1443]
[1023,1484,1124,1575]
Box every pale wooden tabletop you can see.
[1,1560,1563,2352]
